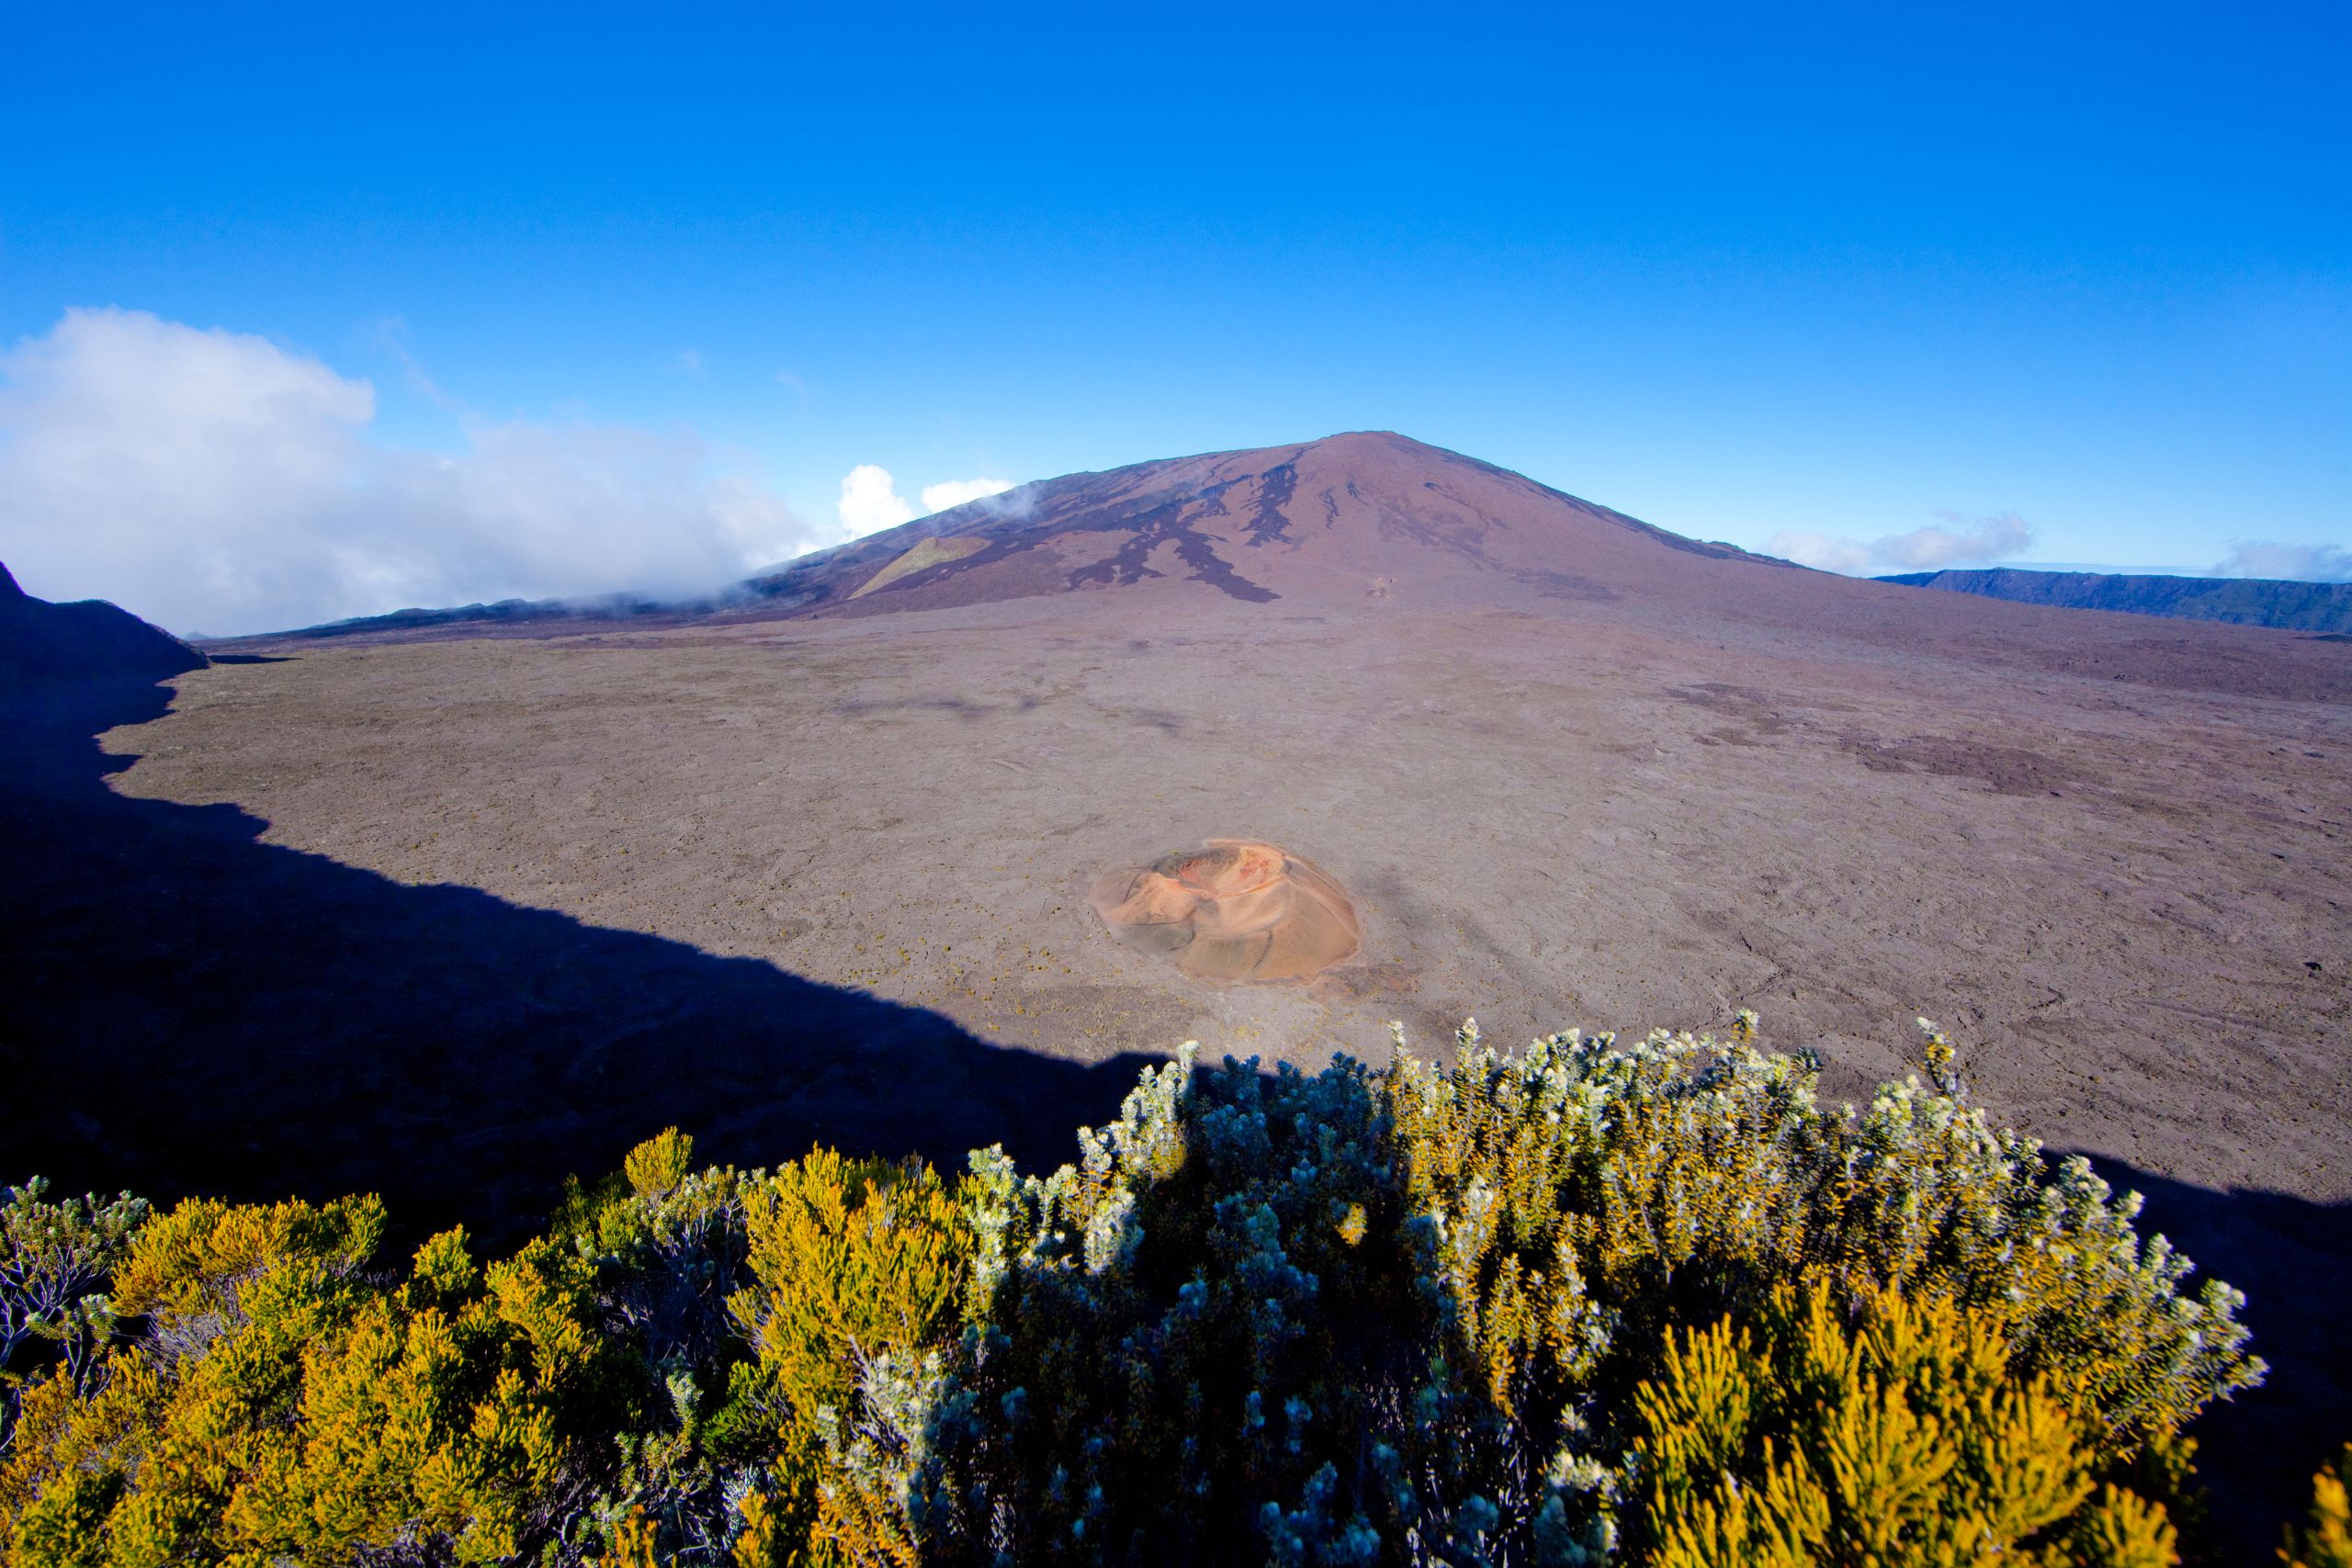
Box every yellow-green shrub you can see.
[1631,1282,2176,1566]
[0,1195,627,1565]
[0,1015,2278,1566]
[722,1149,973,1567]
[0,1194,385,1564]
[2282,1446,2352,1568]
[1386,1016,2262,1555]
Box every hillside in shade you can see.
[0,561,209,686]
[1883,566,2352,635]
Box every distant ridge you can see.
[252,592,698,644]
[1882,567,2352,636]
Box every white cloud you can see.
[1766,509,2033,576]
[1759,529,1871,575]
[834,468,1027,544]
[673,348,706,378]
[2211,540,2352,581]
[837,464,918,539]
[0,308,824,636]
[920,476,1015,513]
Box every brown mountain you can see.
[258,431,1777,639]
[749,430,1780,618]
[265,431,2347,705]
[747,433,2345,702]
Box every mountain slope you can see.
[1883,567,2352,635]
[240,430,1793,639]
[221,432,2350,705]
[744,430,1788,619]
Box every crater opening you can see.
[1089,839,1360,982]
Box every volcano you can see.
[750,431,1776,618]
[16,432,2352,1547]
[740,432,2346,704]
[271,432,2349,706]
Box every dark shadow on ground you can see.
[1,675,1157,1252]
[2080,1155,2351,1561]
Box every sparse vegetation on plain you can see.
[0,1019,2304,1565]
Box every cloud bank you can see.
[836,464,919,537]
[2210,541,2352,581]
[1766,509,2034,576]
[833,467,1019,541]
[0,308,820,636]
[920,476,1014,513]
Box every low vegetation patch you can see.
[0,1016,2301,1565]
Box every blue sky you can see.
[2,2,2346,631]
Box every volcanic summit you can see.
[275,433,2351,709]
[747,431,1776,620]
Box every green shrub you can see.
[940,1049,1428,1563]
[921,1017,2259,1564]
[0,1015,2272,1566]
[0,1180,146,1455]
